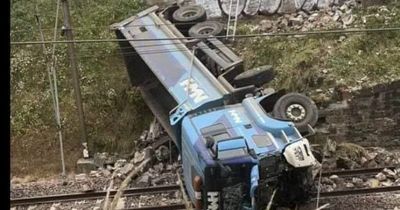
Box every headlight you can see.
[283,138,315,168]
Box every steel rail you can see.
[122,204,186,210]
[10,184,180,206]
[321,166,396,177]
[313,185,400,198]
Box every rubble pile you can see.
[311,140,400,192]
[319,167,400,192]
[11,120,181,202]
[190,0,362,18]
[312,140,400,170]
[252,0,360,33]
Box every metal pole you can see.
[232,0,240,41]
[226,0,233,37]
[34,0,66,176]
[61,0,89,158]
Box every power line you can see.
[11,27,400,45]
[10,21,207,33]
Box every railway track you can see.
[321,166,396,177]
[122,204,186,210]
[313,186,400,200]
[316,185,400,198]
[10,184,180,207]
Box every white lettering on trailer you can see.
[228,110,242,124]
[180,79,209,104]
[207,192,219,210]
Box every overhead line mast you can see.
[61,0,89,158]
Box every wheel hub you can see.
[183,11,196,17]
[286,104,306,122]
[199,27,213,35]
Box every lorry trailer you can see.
[111,4,319,210]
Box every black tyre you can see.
[172,5,207,31]
[188,21,225,38]
[233,65,275,87]
[272,93,318,132]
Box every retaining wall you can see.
[312,80,400,147]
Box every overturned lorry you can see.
[112,4,318,210]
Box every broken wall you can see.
[313,80,400,147]
[146,0,359,17]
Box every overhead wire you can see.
[16,27,399,60]
[10,21,207,34]
[10,27,400,45]
[34,0,66,177]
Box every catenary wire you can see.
[10,27,400,45]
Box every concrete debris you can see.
[259,0,281,15]
[136,173,151,187]
[341,12,354,26]
[302,0,317,12]
[244,0,261,16]
[329,174,339,180]
[115,159,127,168]
[76,158,97,174]
[75,173,88,181]
[289,16,304,26]
[82,184,93,192]
[278,0,297,14]
[317,0,332,10]
[352,177,363,187]
[383,168,397,179]
[260,19,274,30]
[278,18,289,29]
[194,0,222,17]
[375,172,387,181]
[94,152,108,168]
[381,180,393,187]
[155,145,170,161]
[345,182,355,188]
[120,163,134,175]
[133,151,145,164]
[295,0,306,10]
[367,178,380,188]
[27,206,37,210]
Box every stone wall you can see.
[146,0,359,18]
[312,80,400,147]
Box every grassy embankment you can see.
[11,1,400,178]
[11,0,151,178]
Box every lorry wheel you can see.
[272,93,318,132]
[188,21,225,38]
[233,65,275,87]
[172,5,207,30]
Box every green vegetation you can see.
[11,1,400,178]
[235,3,400,100]
[11,0,151,177]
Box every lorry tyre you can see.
[172,5,207,30]
[272,93,318,132]
[188,21,225,38]
[233,65,275,87]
